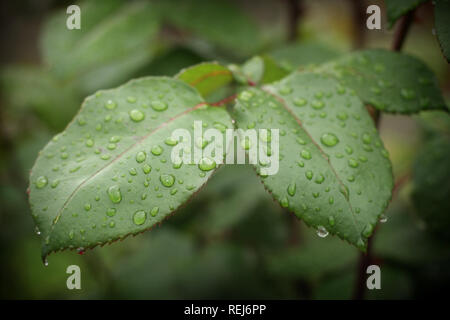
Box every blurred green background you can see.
[1,0,449,299]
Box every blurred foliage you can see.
[0,0,449,299]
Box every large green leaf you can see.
[40,0,161,93]
[29,77,232,260]
[385,0,428,28]
[233,72,394,250]
[435,0,450,62]
[319,49,447,113]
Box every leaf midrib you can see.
[46,101,207,239]
[261,86,360,233]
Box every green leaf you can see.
[435,0,450,62]
[175,62,233,97]
[411,135,450,241]
[228,56,290,86]
[29,77,232,260]
[161,0,262,58]
[233,72,394,250]
[385,0,428,28]
[0,66,80,130]
[41,0,161,93]
[319,49,447,113]
[269,42,341,70]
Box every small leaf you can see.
[435,0,450,62]
[319,49,447,113]
[228,56,289,86]
[29,77,232,259]
[176,62,233,97]
[385,0,428,28]
[233,72,394,250]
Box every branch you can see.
[352,8,415,300]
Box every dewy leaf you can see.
[175,62,233,97]
[412,135,450,241]
[385,0,428,28]
[435,0,450,63]
[233,72,394,250]
[40,0,160,93]
[29,77,232,260]
[319,49,447,113]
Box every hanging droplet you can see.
[317,226,329,238]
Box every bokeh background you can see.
[1,0,449,299]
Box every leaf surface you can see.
[176,62,233,97]
[29,77,232,259]
[435,0,450,62]
[233,72,394,249]
[319,49,447,113]
[385,0,427,28]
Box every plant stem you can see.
[352,8,415,300]
[391,10,415,51]
[286,0,303,42]
[350,0,366,49]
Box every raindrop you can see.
[129,109,145,122]
[379,214,388,223]
[136,151,146,163]
[106,208,116,217]
[317,226,329,238]
[198,157,216,171]
[300,149,312,160]
[160,174,175,187]
[142,164,152,174]
[151,145,163,156]
[151,100,168,111]
[294,98,307,107]
[104,100,116,110]
[287,182,296,196]
[150,207,159,217]
[36,176,48,189]
[348,158,359,168]
[107,185,122,204]
[133,210,147,225]
[320,133,339,147]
